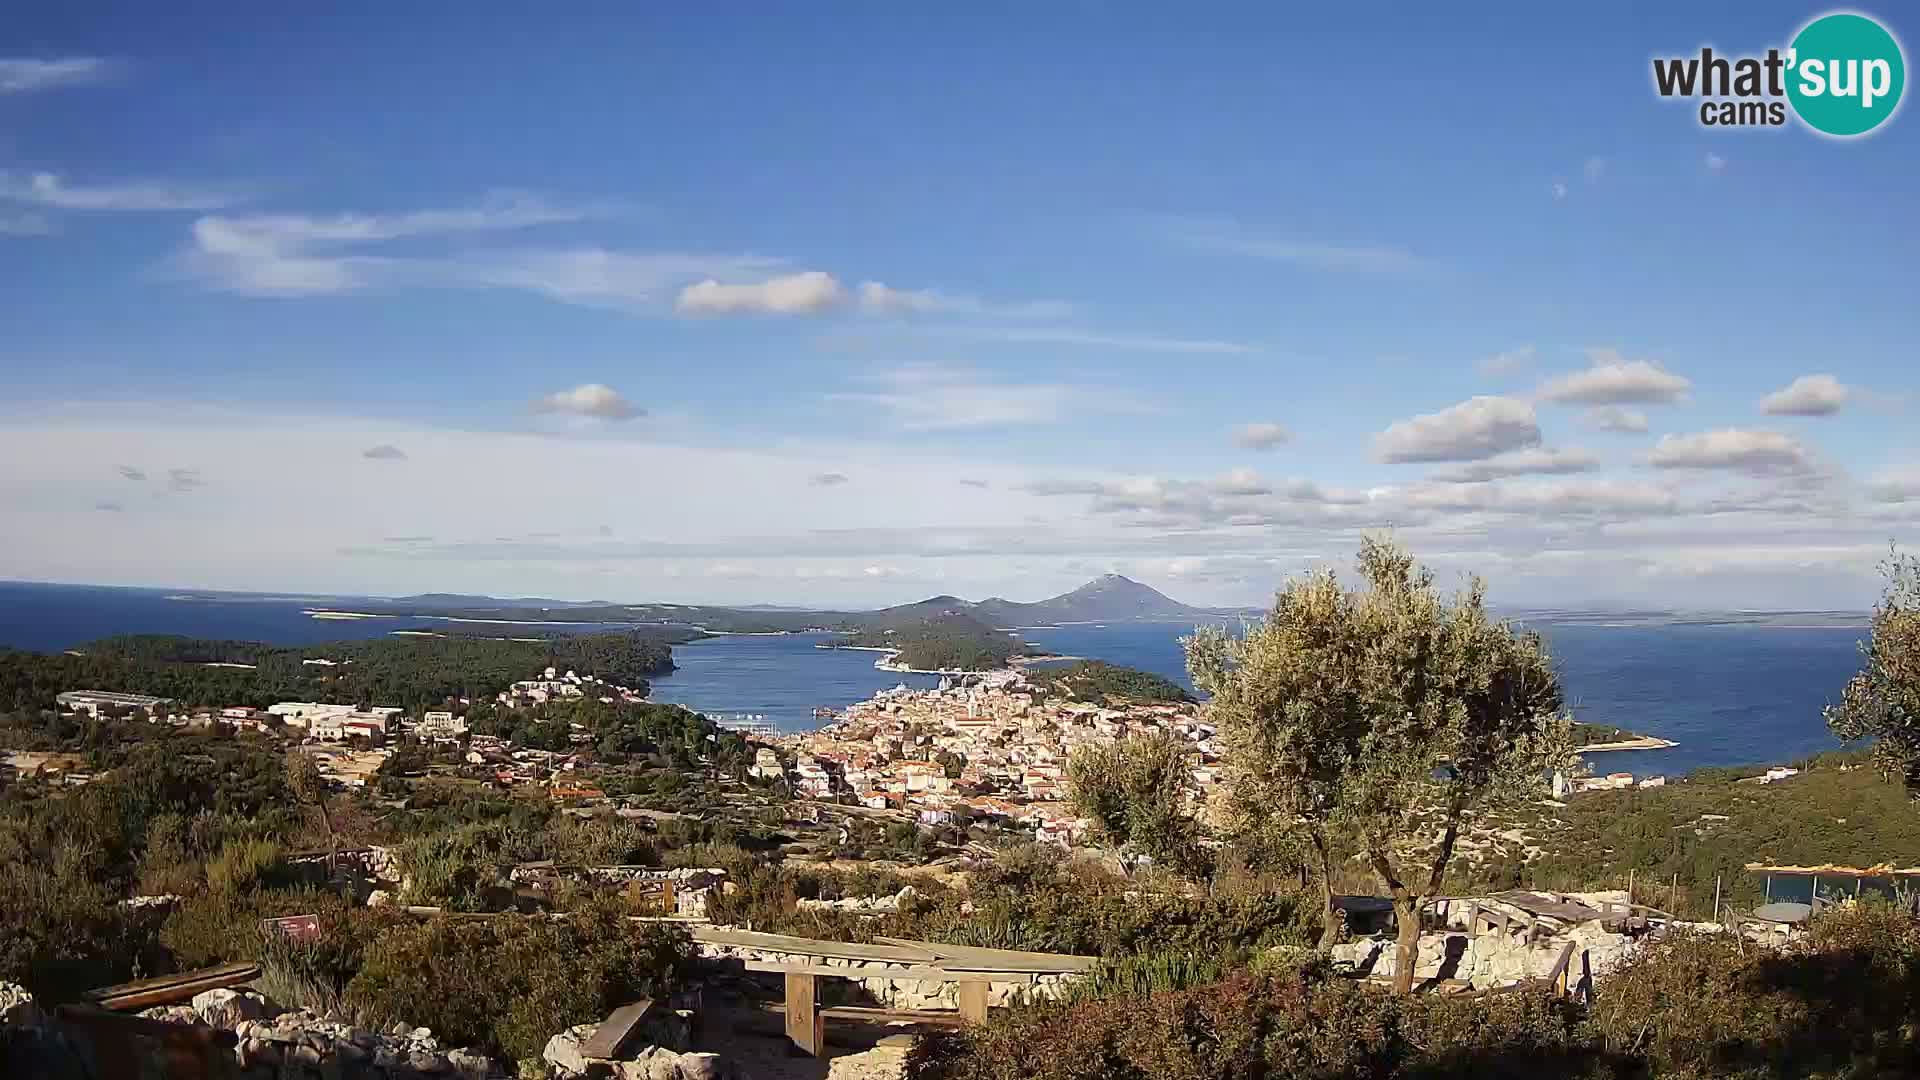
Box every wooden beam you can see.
[85,962,261,1011]
[752,1001,969,1028]
[784,971,823,1057]
[741,961,1020,983]
[579,998,655,1061]
[957,981,989,1024]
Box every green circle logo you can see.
[1787,12,1906,137]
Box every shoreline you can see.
[1576,735,1680,753]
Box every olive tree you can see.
[286,752,337,870]
[1827,548,1920,797]
[1066,731,1207,877]
[1186,537,1571,992]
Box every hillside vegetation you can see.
[837,612,1026,671]
[1032,660,1194,705]
[0,630,683,711]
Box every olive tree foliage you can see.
[1827,548,1920,798]
[1066,731,1207,877]
[1185,537,1572,992]
[285,752,337,864]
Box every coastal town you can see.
[27,654,1735,860]
[762,669,1216,847]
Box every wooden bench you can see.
[579,998,658,1062]
[745,961,1020,1056]
[85,962,262,1012]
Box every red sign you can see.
[261,914,321,942]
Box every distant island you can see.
[816,576,1224,672]
[287,572,1238,636]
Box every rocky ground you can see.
[687,1004,910,1080]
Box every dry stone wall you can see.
[692,941,1080,1011]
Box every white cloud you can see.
[1373,396,1542,463]
[1583,157,1607,182]
[1476,345,1535,378]
[1535,348,1691,405]
[457,250,782,310]
[809,472,850,487]
[167,467,205,492]
[0,212,53,236]
[1230,422,1292,450]
[1647,429,1813,475]
[180,195,782,308]
[1160,215,1423,273]
[1705,152,1727,172]
[938,326,1256,355]
[1759,374,1849,417]
[856,281,1069,319]
[1432,447,1601,483]
[1401,478,1678,518]
[676,270,846,315]
[1584,406,1650,434]
[1868,466,1920,504]
[530,383,641,421]
[116,465,145,481]
[362,444,408,462]
[830,362,1143,431]
[2,403,1902,610]
[1,171,234,212]
[0,57,112,94]
[194,195,581,248]
[1550,181,1569,200]
[1213,468,1272,496]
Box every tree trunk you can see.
[316,796,338,877]
[1391,894,1421,994]
[1312,830,1342,949]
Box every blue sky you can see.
[3,4,1917,609]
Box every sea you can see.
[0,581,1871,776]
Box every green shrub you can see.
[345,898,689,1066]
[1590,901,1920,1078]
[205,836,286,895]
[906,968,1593,1080]
[159,886,338,970]
[254,901,410,1015]
[911,903,1920,1080]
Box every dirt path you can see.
[693,1004,910,1080]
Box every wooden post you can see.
[1628,869,1635,906]
[958,980,989,1024]
[1713,875,1722,925]
[660,878,676,916]
[784,971,822,1057]
[1670,873,1678,917]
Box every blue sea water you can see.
[0,582,1870,774]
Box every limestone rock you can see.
[447,1046,500,1080]
[614,1047,683,1080]
[674,1051,726,1080]
[192,987,270,1028]
[543,1023,604,1078]
[1,981,45,1030]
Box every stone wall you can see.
[135,989,499,1079]
[692,942,1080,1011]
[508,867,729,918]
[1332,920,1642,991]
[287,845,402,885]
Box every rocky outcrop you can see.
[193,987,270,1029]
[796,885,919,916]
[137,989,503,1079]
[541,1024,731,1080]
